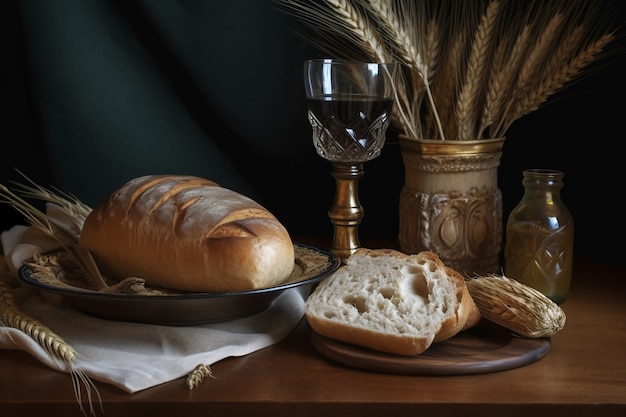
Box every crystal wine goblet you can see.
[303,59,396,261]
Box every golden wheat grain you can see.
[433,29,466,140]
[276,0,618,141]
[424,19,440,80]
[543,25,586,80]
[358,0,432,138]
[324,0,389,60]
[360,0,427,132]
[187,363,215,390]
[478,40,506,136]
[507,12,565,116]
[490,24,533,137]
[362,0,424,72]
[455,0,501,140]
[0,280,77,362]
[314,0,421,138]
[280,0,390,64]
[479,21,529,138]
[507,32,615,131]
[2,272,101,416]
[419,17,444,139]
[483,25,532,137]
[466,274,566,338]
[1,179,104,414]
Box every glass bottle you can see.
[504,169,574,304]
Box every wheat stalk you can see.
[362,0,422,72]
[479,24,531,138]
[0,179,107,285]
[516,12,566,97]
[361,0,445,139]
[275,0,619,141]
[0,278,102,416]
[319,0,422,138]
[433,28,466,140]
[504,32,615,133]
[455,0,501,140]
[478,35,509,137]
[0,172,89,241]
[466,274,566,338]
[0,279,77,363]
[0,174,141,294]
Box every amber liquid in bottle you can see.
[504,169,574,305]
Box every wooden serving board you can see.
[310,319,551,376]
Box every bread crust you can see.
[308,315,432,355]
[305,248,480,356]
[79,175,295,292]
[422,251,482,342]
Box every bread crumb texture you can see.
[305,248,475,355]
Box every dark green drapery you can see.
[4,0,626,265]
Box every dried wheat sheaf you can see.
[276,0,621,140]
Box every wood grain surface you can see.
[310,319,551,375]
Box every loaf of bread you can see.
[305,248,481,356]
[79,175,295,292]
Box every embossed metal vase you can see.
[398,136,505,276]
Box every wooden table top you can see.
[1,237,625,417]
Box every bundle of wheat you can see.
[276,0,620,140]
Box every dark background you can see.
[3,1,626,267]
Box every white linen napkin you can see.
[0,221,305,393]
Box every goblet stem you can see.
[328,162,365,262]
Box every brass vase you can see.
[398,136,505,276]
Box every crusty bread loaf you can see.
[305,248,481,356]
[79,175,295,292]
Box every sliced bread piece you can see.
[305,248,481,356]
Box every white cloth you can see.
[0,220,305,393]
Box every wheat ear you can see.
[277,0,618,142]
[363,0,443,139]
[455,0,501,140]
[316,0,415,138]
[0,177,146,293]
[466,274,566,338]
[319,0,388,60]
[0,279,76,363]
[418,18,444,138]
[433,28,466,140]
[478,38,507,137]
[505,32,615,131]
[479,21,530,137]
[0,278,102,416]
[517,12,565,97]
[186,363,216,390]
[493,11,565,134]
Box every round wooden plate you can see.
[310,320,551,375]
